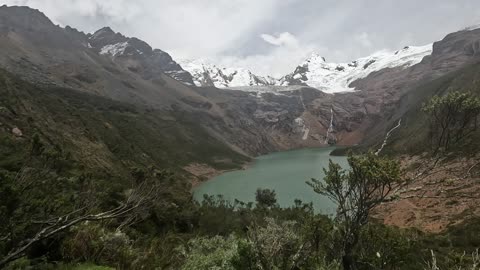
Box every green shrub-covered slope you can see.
[0,68,249,179]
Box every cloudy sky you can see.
[3,0,480,76]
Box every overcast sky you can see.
[3,0,480,76]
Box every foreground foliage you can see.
[308,152,402,270]
[422,91,480,155]
[0,70,479,269]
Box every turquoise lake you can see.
[193,147,348,215]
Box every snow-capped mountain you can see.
[178,59,276,88]
[180,44,432,93]
[279,44,433,93]
[89,27,195,85]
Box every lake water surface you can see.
[193,147,348,214]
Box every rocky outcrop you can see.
[11,127,22,137]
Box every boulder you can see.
[12,127,23,137]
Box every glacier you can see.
[279,44,433,93]
[180,44,432,94]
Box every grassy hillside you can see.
[0,68,252,268]
[0,68,249,179]
[385,62,480,156]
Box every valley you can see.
[1,3,480,270]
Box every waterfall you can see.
[324,107,336,144]
[375,119,402,156]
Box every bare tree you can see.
[425,249,479,270]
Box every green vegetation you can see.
[254,188,277,208]
[308,152,402,270]
[2,145,477,269]
[0,68,479,269]
[384,63,480,156]
[422,91,480,154]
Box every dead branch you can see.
[0,177,160,268]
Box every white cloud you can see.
[2,0,279,58]
[215,32,323,77]
[3,0,142,23]
[354,32,373,48]
[260,32,299,47]
[3,0,480,76]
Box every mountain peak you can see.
[179,59,276,88]
[307,53,326,63]
[0,5,55,29]
[87,27,195,85]
[93,26,115,35]
[90,26,119,42]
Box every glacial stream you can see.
[193,147,348,215]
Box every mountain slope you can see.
[0,68,249,178]
[0,5,203,109]
[89,27,195,86]
[384,62,480,155]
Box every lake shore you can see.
[185,161,253,190]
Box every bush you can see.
[255,188,277,208]
[179,235,243,270]
[61,224,135,269]
[422,91,480,154]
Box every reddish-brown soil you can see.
[374,155,480,233]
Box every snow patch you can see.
[100,42,129,57]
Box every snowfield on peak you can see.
[180,44,432,94]
[279,44,433,93]
[178,59,276,88]
[99,42,129,57]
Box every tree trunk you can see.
[342,244,357,270]
[342,254,356,270]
